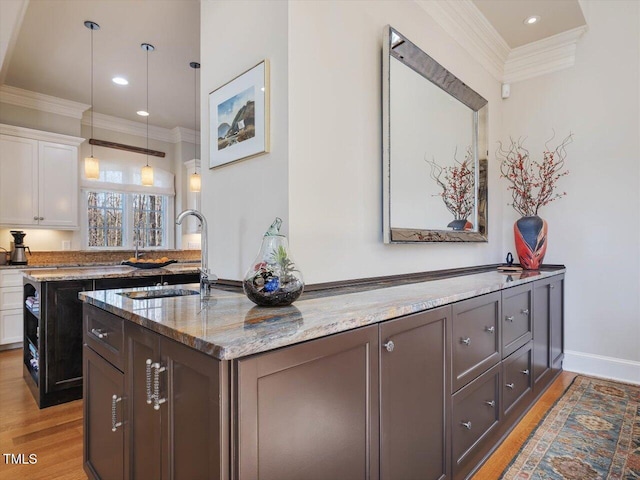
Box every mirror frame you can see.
[382,25,488,243]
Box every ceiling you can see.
[472,0,586,48]
[4,0,200,131]
[2,0,585,131]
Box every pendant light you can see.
[189,61,201,192]
[141,42,155,186]
[84,20,100,180]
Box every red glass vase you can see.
[514,216,548,270]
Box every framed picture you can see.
[209,60,270,168]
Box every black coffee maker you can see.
[10,230,31,265]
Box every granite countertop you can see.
[22,262,200,282]
[79,268,565,361]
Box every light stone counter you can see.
[79,267,565,361]
[23,263,200,282]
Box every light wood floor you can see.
[0,347,576,480]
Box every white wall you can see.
[288,1,504,284]
[200,0,289,280]
[500,1,640,373]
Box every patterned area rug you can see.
[501,375,640,479]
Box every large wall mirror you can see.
[383,26,488,243]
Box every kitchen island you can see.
[22,263,199,408]
[80,266,565,480]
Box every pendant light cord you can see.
[194,63,197,171]
[90,25,94,158]
[145,45,149,168]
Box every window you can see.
[85,191,169,249]
[81,160,175,250]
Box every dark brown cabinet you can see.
[532,274,564,395]
[83,345,125,480]
[501,283,532,357]
[380,307,450,480]
[125,321,222,480]
[451,292,501,392]
[451,363,501,478]
[237,324,379,480]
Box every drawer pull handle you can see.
[550,284,555,290]
[145,359,153,405]
[383,340,395,353]
[521,309,529,315]
[506,382,515,389]
[91,328,107,339]
[111,394,122,432]
[461,421,472,430]
[461,337,471,346]
[152,362,167,410]
[505,316,514,322]
[485,326,495,334]
[521,369,530,375]
[485,400,496,408]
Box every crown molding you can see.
[414,0,588,84]
[0,122,84,146]
[172,126,199,145]
[503,26,588,83]
[0,85,90,118]
[415,0,509,81]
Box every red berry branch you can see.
[426,147,475,221]
[496,132,573,217]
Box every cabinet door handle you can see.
[39,217,44,221]
[506,382,515,389]
[550,284,555,290]
[33,216,39,221]
[145,359,153,405]
[461,421,472,430]
[461,337,471,346]
[111,394,122,432]
[521,369,530,375]
[505,315,514,322]
[485,326,495,334]
[485,400,496,408]
[152,362,167,410]
[91,328,107,339]
[383,340,395,352]
[521,309,529,315]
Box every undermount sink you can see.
[118,289,200,300]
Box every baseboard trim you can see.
[563,350,640,385]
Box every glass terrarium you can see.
[243,218,304,307]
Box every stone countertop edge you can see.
[21,263,200,282]
[79,268,565,361]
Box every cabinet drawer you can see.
[0,286,22,310]
[451,363,500,475]
[452,292,501,392]
[503,341,533,417]
[0,269,23,287]
[502,284,532,357]
[84,305,124,371]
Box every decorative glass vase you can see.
[243,218,304,307]
[514,215,548,270]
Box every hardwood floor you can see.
[0,348,86,480]
[472,370,578,479]
[0,346,576,480]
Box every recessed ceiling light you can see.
[112,76,129,85]
[524,15,540,25]
[137,110,149,117]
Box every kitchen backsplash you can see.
[11,249,201,267]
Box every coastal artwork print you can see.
[209,60,270,168]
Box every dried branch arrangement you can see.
[497,132,573,217]
[426,147,475,221]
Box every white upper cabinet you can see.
[0,125,83,229]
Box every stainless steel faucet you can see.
[176,209,217,296]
